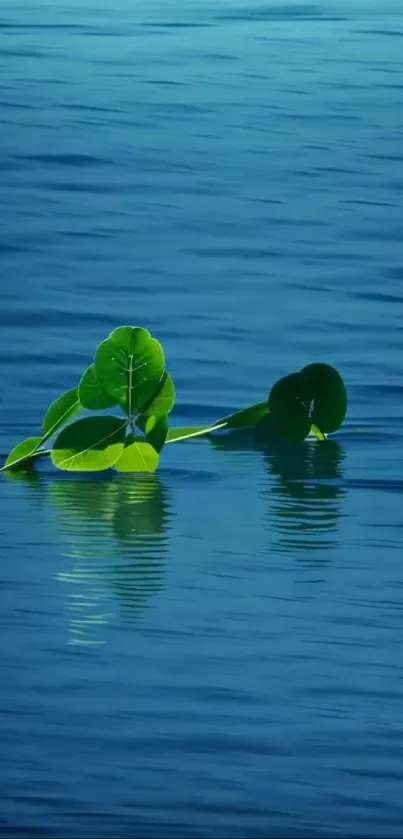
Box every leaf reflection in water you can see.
[48,474,171,645]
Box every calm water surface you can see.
[1,1,403,836]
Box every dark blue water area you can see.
[1,0,403,836]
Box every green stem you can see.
[166,422,227,444]
[166,401,269,444]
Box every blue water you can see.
[1,1,403,836]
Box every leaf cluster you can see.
[1,326,347,475]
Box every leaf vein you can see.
[58,421,127,467]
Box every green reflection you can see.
[264,439,344,556]
[210,432,344,558]
[48,475,170,645]
[2,465,43,489]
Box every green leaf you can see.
[269,372,310,418]
[310,424,326,441]
[79,364,117,410]
[255,411,311,443]
[135,413,148,435]
[51,416,127,472]
[217,401,269,430]
[95,326,165,417]
[255,365,347,443]
[42,388,81,441]
[136,413,168,451]
[299,363,347,434]
[144,414,168,453]
[2,389,82,473]
[138,371,176,416]
[2,437,44,471]
[114,434,159,473]
[256,372,311,443]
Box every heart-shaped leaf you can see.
[255,372,311,443]
[114,434,159,473]
[255,365,346,443]
[299,363,347,434]
[51,416,127,472]
[79,364,118,410]
[95,326,165,417]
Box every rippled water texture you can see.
[1,1,403,836]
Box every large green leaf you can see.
[42,388,81,440]
[79,364,117,410]
[2,436,44,471]
[255,365,346,443]
[299,363,347,434]
[256,372,311,443]
[114,434,159,473]
[269,372,309,418]
[51,416,127,472]
[95,326,165,417]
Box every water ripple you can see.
[1,0,403,835]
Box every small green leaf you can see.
[51,416,127,472]
[2,437,44,471]
[114,434,159,473]
[299,363,347,434]
[2,388,82,473]
[144,414,168,453]
[79,364,117,410]
[310,424,326,441]
[95,326,165,416]
[137,371,176,416]
[42,388,81,440]
[136,413,168,451]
